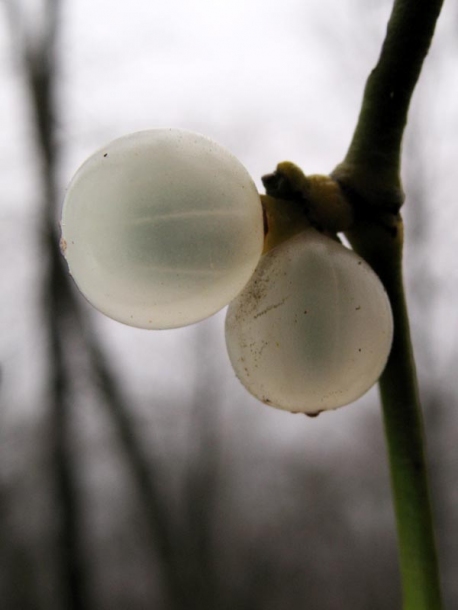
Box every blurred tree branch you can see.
[8,1,189,608]
[14,1,89,608]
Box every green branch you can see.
[331,1,444,609]
[380,260,443,610]
[346,219,442,610]
[333,0,444,209]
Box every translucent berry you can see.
[225,228,393,414]
[61,129,264,329]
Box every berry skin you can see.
[61,129,264,329]
[225,228,393,414]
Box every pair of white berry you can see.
[61,129,393,415]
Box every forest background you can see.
[0,1,457,608]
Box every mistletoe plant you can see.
[60,0,445,608]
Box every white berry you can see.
[61,129,264,329]
[225,228,393,414]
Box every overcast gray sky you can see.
[1,0,457,447]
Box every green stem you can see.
[266,0,445,605]
[378,252,443,610]
[333,0,444,207]
[332,1,445,607]
[348,222,443,610]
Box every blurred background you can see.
[1,1,457,608]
